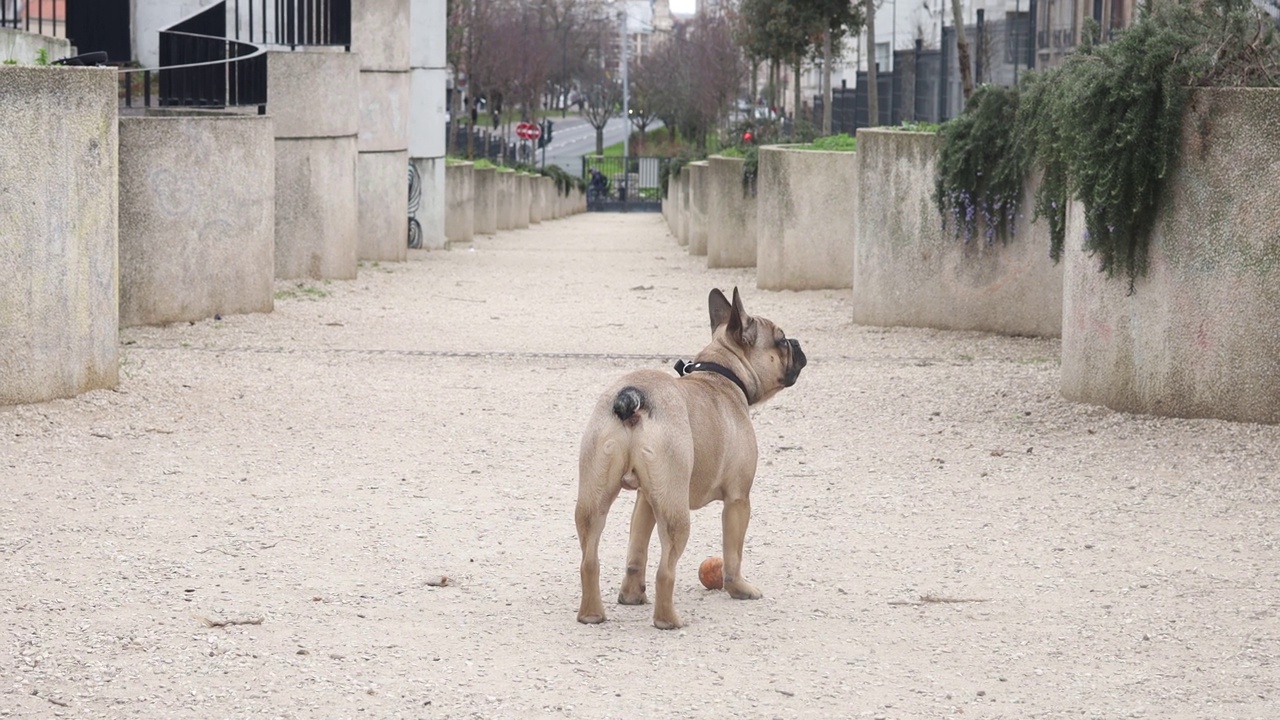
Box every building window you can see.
[875,42,890,72]
[1005,11,1032,63]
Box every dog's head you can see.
[707,287,807,404]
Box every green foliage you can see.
[934,0,1280,286]
[934,85,1025,244]
[741,145,760,197]
[660,151,702,199]
[795,133,858,151]
[35,48,49,66]
[2,59,17,66]
[900,120,940,132]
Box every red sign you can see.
[516,122,542,141]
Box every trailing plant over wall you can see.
[934,84,1026,244]
[934,0,1280,286]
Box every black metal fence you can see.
[581,156,668,212]
[0,0,64,38]
[813,14,1036,132]
[447,123,531,166]
[232,0,351,48]
[119,2,267,113]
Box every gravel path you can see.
[2,212,1279,719]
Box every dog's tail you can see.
[612,386,646,425]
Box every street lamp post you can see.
[620,6,630,159]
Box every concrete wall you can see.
[687,161,709,256]
[445,162,474,244]
[515,174,532,229]
[756,146,857,290]
[0,67,118,405]
[1061,88,1280,424]
[474,166,498,235]
[133,0,210,68]
[853,129,1062,337]
[118,113,275,327]
[707,156,758,269]
[677,168,690,245]
[495,169,516,230]
[268,51,360,279]
[354,0,411,262]
[409,0,448,250]
[0,27,72,62]
[530,176,546,224]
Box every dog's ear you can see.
[726,287,756,346]
[708,288,732,332]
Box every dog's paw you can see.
[617,588,648,605]
[652,613,683,630]
[726,578,763,600]
[577,612,607,624]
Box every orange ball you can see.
[698,556,724,590]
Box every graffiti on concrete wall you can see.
[408,161,422,249]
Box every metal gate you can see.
[66,0,132,63]
[582,155,669,212]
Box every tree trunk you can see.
[821,31,833,135]
[951,0,974,103]
[866,0,878,128]
[750,58,759,108]
[596,126,604,155]
[793,57,802,126]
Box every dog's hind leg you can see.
[618,493,655,605]
[576,437,624,625]
[651,499,690,629]
[721,496,762,600]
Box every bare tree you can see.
[951,0,973,102]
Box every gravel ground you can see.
[2,212,1279,720]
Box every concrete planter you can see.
[677,168,690,245]
[687,161,709,256]
[756,145,857,290]
[515,174,533,229]
[353,0,410,262]
[495,169,516,230]
[707,156,758,268]
[474,166,498,235]
[664,172,683,241]
[853,129,1062,337]
[445,162,475,244]
[268,50,360,279]
[1061,87,1280,424]
[1,67,119,405]
[119,113,275,328]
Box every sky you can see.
[670,0,696,15]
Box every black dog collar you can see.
[674,359,749,401]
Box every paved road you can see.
[540,115,663,174]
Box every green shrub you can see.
[933,0,1280,286]
[795,133,858,152]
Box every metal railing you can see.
[0,0,65,38]
[232,0,351,48]
[582,155,668,212]
[119,2,267,113]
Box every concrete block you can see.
[275,136,359,279]
[687,161,709,256]
[1,27,72,62]
[352,0,410,71]
[411,156,447,249]
[358,70,410,153]
[678,166,691,246]
[756,146,856,290]
[515,174,532,229]
[445,162,474,243]
[530,176,545,224]
[852,129,1061,336]
[707,156,758,268]
[119,114,275,327]
[358,150,410,261]
[1061,87,1280,424]
[474,167,498,234]
[267,51,360,140]
[0,67,118,405]
[495,169,516,230]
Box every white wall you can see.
[132,0,218,68]
[409,0,447,249]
